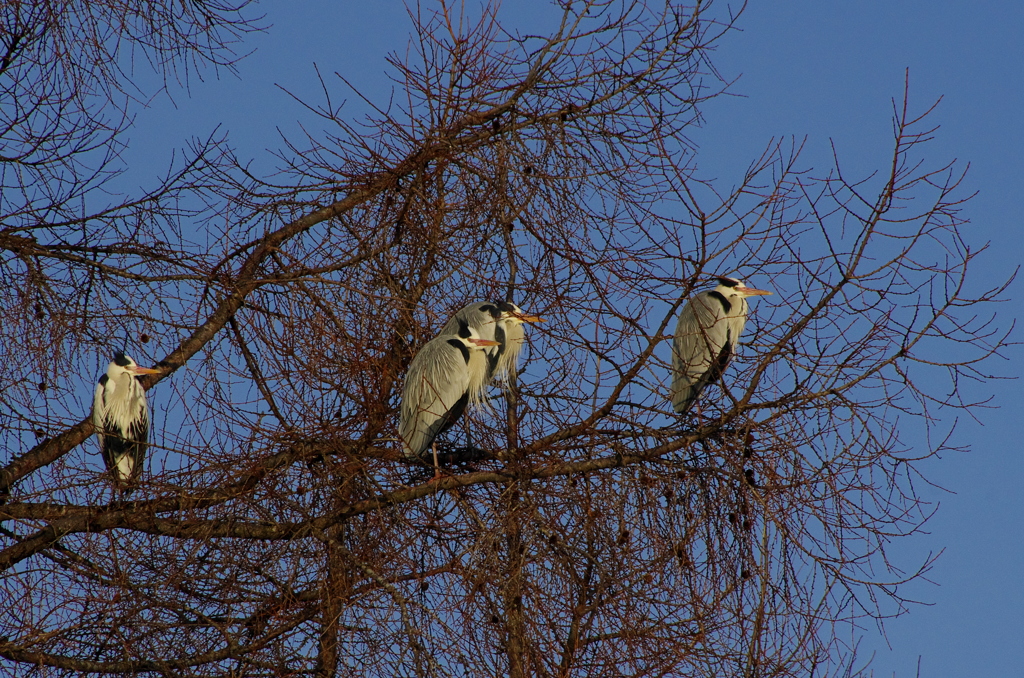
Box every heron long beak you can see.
[737,286,772,296]
[131,366,162,375]
[516,314,544,323]
[470,338,501,347]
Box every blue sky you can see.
[690,4,1022,676]
[118,2,1022,675]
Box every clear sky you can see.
[691,4,1022,676]
[118,2,1022,675]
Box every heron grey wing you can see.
[399,348,433,457]
[92,377,108,432]
[670,292,728,413]
[672,293,728,378]
[399,337,471,458]
[420,337,473,427]
[93,376,111,467]
[670,302,706,413]
[93,376,117,468]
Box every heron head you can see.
[110,353,161,376]
[497,301,544,325]
[715,276,772,298]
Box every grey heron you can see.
[399,324,500,475]
[670,276,772,414]
[439,301,543,385]
[92,353,160,492]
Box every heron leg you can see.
[429,442,442,482]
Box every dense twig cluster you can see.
[0,1,1012,676]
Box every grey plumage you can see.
[399,325,499,460]
[670,277,771,414]
[92,353,160,491]
[439,301,543,385]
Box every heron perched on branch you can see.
[440,301,543,385]
[399,324,500,476]
[92,353,161,492]
[670,276,772,415]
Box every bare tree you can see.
[0,1,1013,676]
